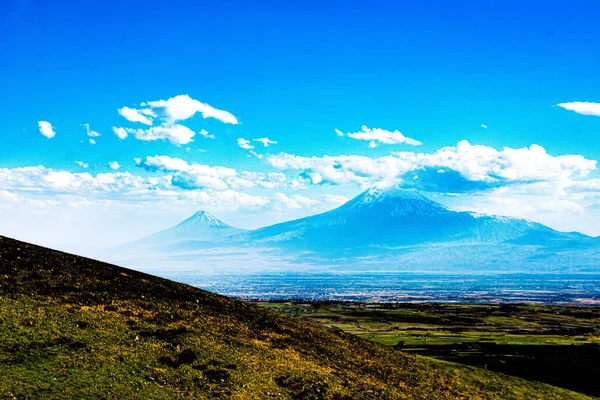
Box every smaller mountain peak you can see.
[184,210,222,226]
[191,210,212,218]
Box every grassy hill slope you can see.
[0,235,591,399]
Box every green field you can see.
[258,301,600,397]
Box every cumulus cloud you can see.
[0,166,149,195]
[115,95,237,147]
[89,139,96,145]
[557,102,600,116]
[75,161,89,169]
[83,123,100,138]
[268,140,597,193]
[0,165,278,222]
[270,192,352,212]
[181,189,269,211]
[136,155,294,191]
[137,155,237,191]
[0,165,262,207]
[254,137,277,147]
[336,125,422,146]
[136,155,189,172]
[567,179,600,193]
[141,94,239,124]
[127,124,196,145]
[109,161,120,170]
[38,121,56,139]
[237,138,254,150]
[321,194,349,206]
[112,127,128,139]
[118,106,154,125]
[199,129,215,139]
[232,172,288,190]
[272,193,319,209]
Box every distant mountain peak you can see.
[346,185,448,216]
[362,185,433,202]
[183,210,223,227]
[131,210,244,247]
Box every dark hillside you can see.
[0,235,590,399]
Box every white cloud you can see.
[112,127,128,139]
[138,155,236,191]
[129,124,196,145]
[0,165,277,212]
[272,193,319,209]
[115,95,237,146]
[136,155,297,192]
[290,178,308,190]
[231,171,288,190]
[557,102,600,116]
[537,199,584,214]
[254,137,278,147]
[0,167,133,194]
[75,161,89,169]
[368,141,377,148]
[137,155,190,172]
[89,139,96,145]
[337,125,422,146]
[0,190,21,203]
[142,94,239,124]
[83,123,100,137]
[269,140,597,191]
[270,192,351,212]
[180,190,269,211]
[118,107,154,125]
[321,194,349,207]
[481,124,488,129]
[237,138,254,150]
[199,129,215,139]
[109,161,120,170]
[38,121,56,139]
[568,179,600,193]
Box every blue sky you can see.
[2,0,600,251]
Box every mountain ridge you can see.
[236,186,580,249]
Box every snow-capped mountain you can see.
[131,210,245,247]
[239,186,580,249]
[112,186,599,273]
